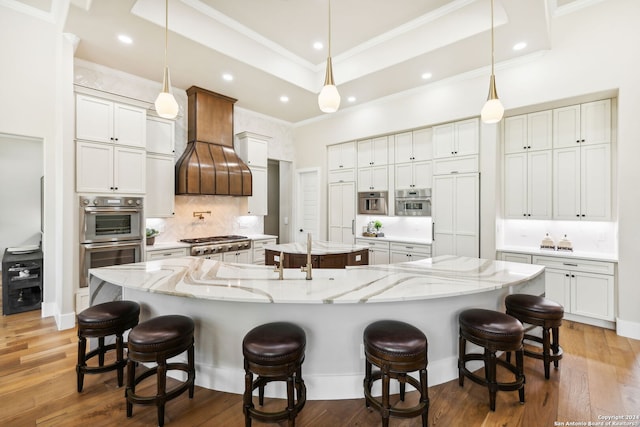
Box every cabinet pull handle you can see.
[563,263,578,267]
[432,223,435,241]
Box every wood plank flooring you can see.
[1,307,639,426]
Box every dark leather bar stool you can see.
[76,300,140,392]
[242,321,306,427]
[125,315,195,427]
[505,294,564,379]
[363,320,429,427]
[458,308,525,411]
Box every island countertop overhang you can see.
[88,255,545,305]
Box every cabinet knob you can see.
[565,274,570,277]
[527,146,531,149]
[581,139,585,143]
[576,214,580,217]
[528,214,531,217]
[576,140,580,143]
[581,214,585,217]
[571,274,575,278]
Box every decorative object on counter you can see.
[480,0,504,124]
[318,0,340,113]
[540,233,556,250]
[373,220,385,237]
[557,234,573,252]
[154,0,179,119]
[146,228,159,246]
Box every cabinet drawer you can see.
[433,155,478,175]
[498,252,532,264]
[253,239,277,250]
[329,169,355,183]
[389,242,431,255]
[355,239,389,250]
[146,248,188,261]
[532,255,614,275]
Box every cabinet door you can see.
[432,123,455,159]
[370,166,388,191]
[553,105,581,148]
[412,161,433,189]
[390,251,410,263]
[394,163,413,190]
[146,116,175,155]
[371,136,388,166]
[412,128,433,162]
[581,143,611,220]
[328,182,355,244]
[146,154,175,217]
[455,119,479,156]
[247,167,267,215]
[328,142,355,170]
[454,173,479,257]
[370,248,390,265]
[113,103,146,148]
[571,271,614,321]
[394,132,413,163]
[504,115,527,154]
[528,150,552,219]
[241,138,268,168]
[528,110,553,151]
[76,95,113,143]
[76,141,114,193]
[223,251,251,264]
[545,269,571,311]
[504,153,528,218]
[114,146,146,193]
[553,147,581,220]
[581,99,611,146]
[328,144,343,170]
[357,139,373,168]
[432,175,454,256]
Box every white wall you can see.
[293,0,640,336]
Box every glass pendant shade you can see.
[481,74,504,124]
[318,58,340,113]
[155,67,178,119]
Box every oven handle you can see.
[81,241,143,250]
[83,208,143,214]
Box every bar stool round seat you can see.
[458,308,525,411]
[242,321,307,427]
[125,315,195,427]
[505,294,564,379]
[363,320,429,427]
[76,300,140,392]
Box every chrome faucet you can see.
[300,233,313,280]
[274,251,284,280]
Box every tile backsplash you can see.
[499,219,617,254]
[146,195,263,243]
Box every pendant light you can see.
[480,0,504,124]
[155,0,179,119]
[318,0,340,113]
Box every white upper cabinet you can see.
[395,161,432,190]
[236,132,269,168]
[504,111,552,154]
[357,136,388,168]
[76,141,146,194]
[553,99,611,148]
[394,129,432,163]
[146,154,175,217]
[146,116,175,155]
[433,118,479,159]
[358,165,388,192]
[76,94,146,148]
[328,141,356,171]
[504,150,553,219]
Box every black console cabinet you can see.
[2,249,43,315]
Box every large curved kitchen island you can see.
[89,255,544,400]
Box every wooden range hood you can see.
[175,86,252,196]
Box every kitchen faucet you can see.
[301,233,313,280]
[274,251,284,280]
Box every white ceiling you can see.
[58,0,595,122]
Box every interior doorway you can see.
[264,159,280,238]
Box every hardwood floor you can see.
[1,306,639,426]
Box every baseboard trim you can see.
[55,311,77,331]
[616,318,640,340]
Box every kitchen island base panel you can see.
[90,274,544,400]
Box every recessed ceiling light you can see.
[222,73,234,81]
[280,96,289,103]
[117,34,133,44]
[421,72,432,80]
[313,41,323,50]
[513,42,527,51]
[347,96,356,103]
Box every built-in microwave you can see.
[358,191,388,215]
[395,189,431,216]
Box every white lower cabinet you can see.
[532,254,616,327]
[223,250,251,264]
[252,238,277,265]
[498,252,532,264]
[355,239,389,265]
[146,247,188,261]
[389,242,431,263]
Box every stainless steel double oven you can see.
[79,196,143,288]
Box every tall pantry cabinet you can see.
[328,142,357,244]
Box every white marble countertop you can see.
[89,255,544,304]
[263,240,367,255]
[145,241,191,251]
[497,246,618,262]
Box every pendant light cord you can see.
[490,0,495,76]
[328,0,332,57]
[164,0,169,71]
